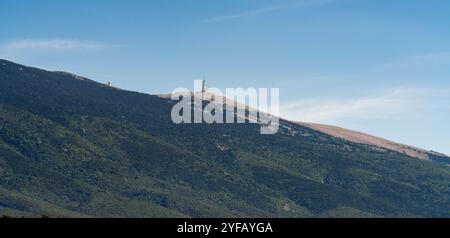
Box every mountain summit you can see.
[1,59,450,218]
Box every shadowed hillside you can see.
[1,59,450,218]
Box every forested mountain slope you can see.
[1,59,450,218]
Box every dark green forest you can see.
[1,59,450,218]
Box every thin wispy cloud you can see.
[203,0,339,23]
[2,39,116,51]
[373,52,450,73]
[280,87,447,123]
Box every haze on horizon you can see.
[0,0,449,154]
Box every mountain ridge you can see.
[298,122,449,163]
[2,57,447,160]
[1,59,450,218]
[158,77,448,163]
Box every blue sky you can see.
[1,0,449,154]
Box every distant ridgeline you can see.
[1,59,450,218]
[298,122,450,166]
